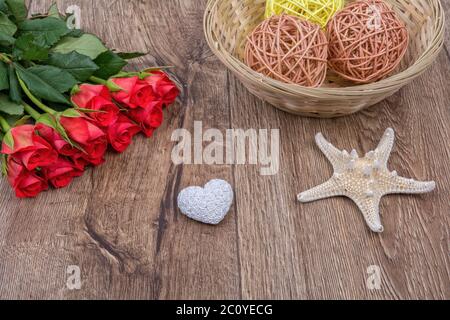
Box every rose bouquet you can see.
[0,1,179,198]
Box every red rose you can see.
[128,102,163,137]
[71,155,90,172]
[72,84,119,127]
[43,157,84,188]
[1,125,58,170]
[7,158,48,198]
[144,71,179,106]
[59,115,108,166]
[111,76,156,109]
[35,123,80,157]
[107,114,141,153]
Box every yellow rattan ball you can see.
[265,0,345,28]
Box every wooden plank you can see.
[231,50,450,299]
[229,0,450,299]
[0,0,448,300]
[131,0,240,299]
[0,0,240,299]
[442,0,450,54]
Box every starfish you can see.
[297,128,436,233]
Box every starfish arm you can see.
[374,128,395,167]
[315,133,347,171]
[385,176,436,195]
[298,178,343,203]
[352,195,384,233]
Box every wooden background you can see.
[0,0,448,300]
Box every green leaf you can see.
[0,44,12,54]
[106,79,123,92]
[52,34,108,59]
[70,84,80,95]
[15,63,70,105]
[0,93,23,115]
[0,0,8,13]
[36,112,57,129]
[0,11,17,36]
[117,52,147,60]
[47,3,62,19]
[8,63,20,102]
[13,33,49,61]
[8,114,29,126]
[94,50,127,79]
[3,128,13,148]
[0,31,15,46]
[36,112,72,146]
[27,65,77,93]
[18,17,70,47]
[66,28,83,37]
[61,108,82,118]
[46,51,99,82]
[5,0,27,22]
[61,108,81,118]
[75,107,105,114]
[0,61,8,90]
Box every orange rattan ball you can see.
[244,14,328,87]
[327,0,409,84]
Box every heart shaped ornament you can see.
[177,179,234,225]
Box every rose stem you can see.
[0,115,11,132]
[0,53,11,64]
[17,77,57,115]
[89,76,107,85]
[22,102,41,121]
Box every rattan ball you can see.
[265,0,345,28]
[328,0,409,84]
[244,14,328,87]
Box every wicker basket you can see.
[204,0,445,117]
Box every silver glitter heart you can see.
[177,179,233,225]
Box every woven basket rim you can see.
[203,0,445,96]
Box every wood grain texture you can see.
[0,0,448,300]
